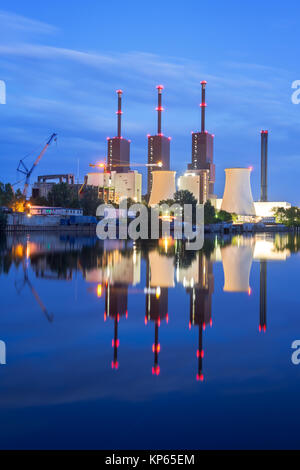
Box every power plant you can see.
[178,81,215,204]
[147,85,171,195]
[11,80,293,228]
[107,90,130,173]
[188,81,215,197]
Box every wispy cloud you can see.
[0,9,57,35]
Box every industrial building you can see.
[32,174,75,200]
[107,90,130,173]
[85,170,142,203]
[177,169,210,204]
[147,85,171,194]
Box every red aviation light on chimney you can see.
[116,89,123,94]
[156,85,164,90]
[152,366,160,375]
[196,373,204,382]
[201,80,207,85]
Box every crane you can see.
[88,160,163,170]
[79,159,163,195]
[17,133,57,198]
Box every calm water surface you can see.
[0,232,299,449]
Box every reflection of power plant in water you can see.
[221,238,268,333]
[259,261,267,333]
[221,241,254,293]
[185,254,214,381]
[177,252,214,380]
[104,282,128,370]
[145,251,174,375]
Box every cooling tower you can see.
[149,171,176,206]
[222,243,254,292]
[221,168,256,216]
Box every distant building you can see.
[177,169,210,204]
[254,201,291,218]
[147,86,171,194]
[85,170,142,203]
[215,199,292,219]
[29,206,83,216]
[32,174,75,199]
[113,171,142,203]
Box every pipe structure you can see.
[156,85,164,135]
[116,89,123,138]
[261,130,268,202]
[200,81,207,133]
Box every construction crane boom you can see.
[17,133,57,198]
[89,160,163,170]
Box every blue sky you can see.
[0,0,299,203]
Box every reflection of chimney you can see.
[260,130,268,202]
[187,255,214,382]
[145,254,169,376]
[152,321,161,376]
[259,261,267,333]
[105,282,128,370]
[111,317,119,369]
[196,325,204,382]
[116,89,123,138]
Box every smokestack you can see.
[156,85,164,135]
[261,130,268,202]
[116,89,123,138]
[200,81,207,133]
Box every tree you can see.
[47,183,79,208]
[216,209,233,222]
[0,183,25,212]
[204,200,216,224]
[273,206,300,226]
[173,190,197,207]
[80,187,103,216]
[30,195,48,206]
[11,189,26,212]
[0,183,14,207]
